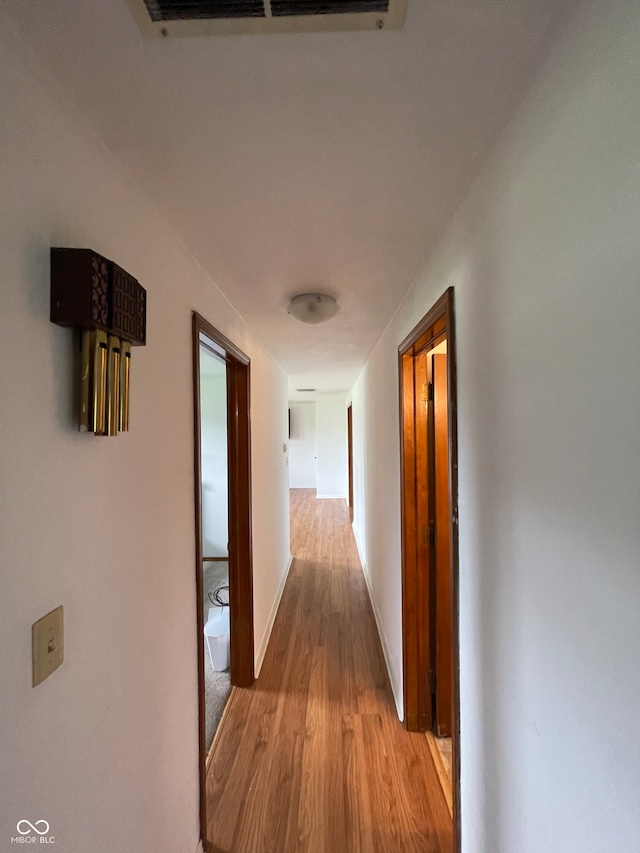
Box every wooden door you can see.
[432,353,452,736]
[414,349,433,733]
[398,288,460,851]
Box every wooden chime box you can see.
[50,248,146,345]
[50,248,147,436]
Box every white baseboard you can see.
[358,552,404,722]
[255,553,294,676]
[315,493,347,500]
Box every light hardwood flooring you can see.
[436,738,453,786]
[205,488,453,852]
[426,734,453,818]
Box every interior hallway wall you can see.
[0,17,290,853]
[349,386,367,566]
[288,402,317,488]
[315,394,348,500]
[349,2,640,852]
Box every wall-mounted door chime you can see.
[50,248,147,436]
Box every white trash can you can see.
[204,608,230,672]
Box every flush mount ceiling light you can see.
[287,293,339,325]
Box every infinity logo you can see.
[16,821,50,836]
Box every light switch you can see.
[32,606,64,687]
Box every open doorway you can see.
[398,287,460,848]
[192,312,254,852]
[288,401,317,490]
[199,344,230,749]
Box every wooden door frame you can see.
[347,403,354,522]
[398,286,460,848]
[192,312,254,851]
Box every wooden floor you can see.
[436,738,453,786]
[426,734,453,819]
[205,489,453,853]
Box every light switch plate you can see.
[32,606,64,687]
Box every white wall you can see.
[315,395,348,500]
[200,352,228,558]
[349,388,367,565]
[0,17,290,853]
[288,397,348,499]
[288,402,317,488]
[350,2,640,852]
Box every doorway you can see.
[192,312,254,852]
[288,401,317,490]
[398,287,460,847]
[199,343,231,751]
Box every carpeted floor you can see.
[202,561,231,753]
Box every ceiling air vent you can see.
[129,0,406,37]
[141,1,266,20]
[270,2,389,15]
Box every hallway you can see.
[205,489,452,852]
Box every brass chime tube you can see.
[119,341,131,432]
[80,331,131,436]
[106,335,121,437]
[91,330,108,435]
[79,330,91,432]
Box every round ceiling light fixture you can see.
[287,293,339,325]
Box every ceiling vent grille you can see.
[129,0,405,36]
[142,1,266,20]
[270,1,389,15]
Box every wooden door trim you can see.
[192,312,254,853]
[198,324,250,366]
[347,404,354,522]
[398,286,460,851]
[432,351,452,737]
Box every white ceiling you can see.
[7,0,575,399]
